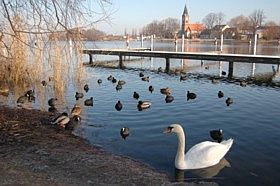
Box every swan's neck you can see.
[175,128,185,167]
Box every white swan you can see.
[164,124,233,170]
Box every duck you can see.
[65,115,81,130]
[160,87,172,95]
[116,84,122,91]
[120,127,130,140]
[48,106,58,113]
[17,94,29,104]
[226,97,233,106]
[218,91,224,98]
[75,92,84,100]
[118,80,126,85]
[107,75,113,81]
[137,100,151,110]
[41,80,47,86]
[26,89,35,97]
[133,91,140,99]
[97,79,102,84]
[187,91,196,100]
[48,98,57,107]
[84,97,93,106]
[115,100,123,111]
[71,104,82,116]
[158,67,164,73]
[84,84,89,92]
[211,79,219,84]
[148,85,154,93]
[165,94,174,103]
[112,77,117,83]
[139,72,144,77]
[180,75,187,81]
[51,112,70,129]
[210,129,223,143]
[141,76,149,82]
[164,124,233,170]
[240,80,247,87]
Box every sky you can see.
[94,0,280,35]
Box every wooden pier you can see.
[82,48,280,77]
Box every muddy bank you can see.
[0,107,173,185]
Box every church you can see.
[180,4,204,38]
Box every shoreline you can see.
[0,106,171,185]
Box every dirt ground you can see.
[0,106,173,185]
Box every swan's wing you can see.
[185,141,231,169]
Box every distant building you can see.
[200,25,231,39]
[180,4,204,38]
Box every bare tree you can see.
[0,0,113,84]
[249,9,266,29]
[228,15,251,30]
[202,13,218,29]
[263,21,279,40]
[141,18,180,38]
[216,12,226,26]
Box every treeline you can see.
[49,28,106,41]
[139,17,180,38]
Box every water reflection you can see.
[175,158,230,182]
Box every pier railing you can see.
[82,48,280,77]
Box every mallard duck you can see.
[115,100,123,111]
[120,127,130,139]
[17,94,29,104]
[51,112,70,128]
[71,105,82,116]
[141,76,149,82]
[180,75,187,81]
[75,92,84,100]
[26,89,35,97]
[107,75,113,81]
[118,80,126,85]
[116,84,122,91]
[160,87,172,95]
[84,97,93,106]
[137,100,151,110]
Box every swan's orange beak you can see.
[163,126,173,133]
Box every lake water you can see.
[2,40,280,185]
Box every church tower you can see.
[181,4,189,34]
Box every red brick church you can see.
[181,4,204,38]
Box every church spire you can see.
[183,4,188,15]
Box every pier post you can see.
[141,34,144,48]
[253,33,258,55]
[150,35,154,51]
[89,54,93,64]
[220,33,224,53]
[165,58,170,73]
[119,55,124,69]
[181,34,185,66]
[228,61,234,78]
